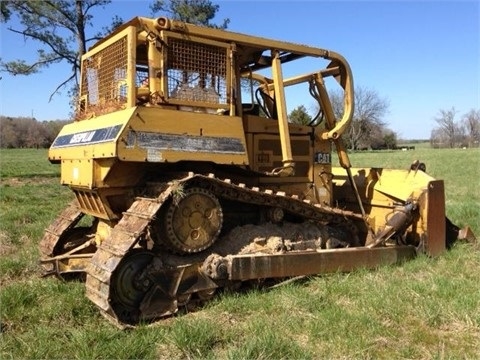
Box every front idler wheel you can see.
[110,250,154,324]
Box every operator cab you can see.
[77,17,352,125]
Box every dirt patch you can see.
[159,222,342,267]
[0,231,15,256]
[0,176,58,187]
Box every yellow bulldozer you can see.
[39,17,473,327]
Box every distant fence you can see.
[359,145,416,151]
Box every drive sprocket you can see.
[162,187,223,254]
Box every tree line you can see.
[430,108,480,148]
[0,116,69,149]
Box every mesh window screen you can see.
[166,38,227,105]
[79,36,128,117]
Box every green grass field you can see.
[1,148,479,359]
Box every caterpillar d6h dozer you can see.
[39,17,471,327]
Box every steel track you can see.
[39,200,84,275]
[46,173,364,326]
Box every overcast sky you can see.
[0,0,478,139]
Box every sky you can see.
[0,0,478,139]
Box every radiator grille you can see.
[74,190,109,219]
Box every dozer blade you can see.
[332,166,466,257]
[422,180,446,256]
[421,180,476,254]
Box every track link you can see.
[85,179,186,326]
[39,200,84,274]
[192,174,363,224]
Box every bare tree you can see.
[462,109,480,148]
[434,107,458,148]
[0,1,121,101]
[430,127,446,148]
[329,86,389,150]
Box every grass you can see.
[0,148,61,179]
[1,148,479,359]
